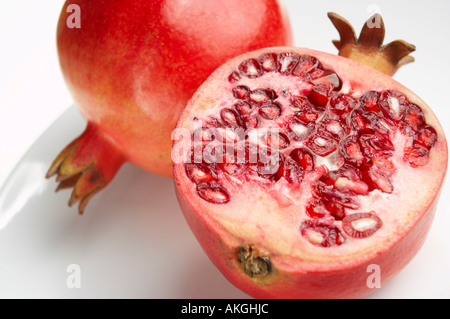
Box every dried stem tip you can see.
[328,12,416,76]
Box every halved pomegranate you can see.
[172,14,448,298]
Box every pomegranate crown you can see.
[328,12,416,76]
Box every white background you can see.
[0,0,449,298]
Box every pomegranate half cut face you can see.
[172,47,448,299]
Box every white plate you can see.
[0,107,249,299]
[0,106,449,299]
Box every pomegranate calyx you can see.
[237,245,272,279]
[46,124,124,214]
[328,12,416,76]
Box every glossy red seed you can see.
[232,85,250,99]
[249,89,272,105]
[359,91,380,113]
[273,157,304,183]
[228,71,240,83]
[234,101,253,115]
[277,52,300,74]
[342,212,382,239]
[292,55,321,76]
[242,115,260,129]
[193,127,218,143]
[238,59,263,78]
[319,119,348,140]
[378,90,408,121]
[305,199,328,218]
[414,125,438,150]
[325,202,346,220]
[185,163,216,184]
[259,102,283,120]
[315,181,358,209]
[304,132,338,157]
[289,148,315,172]
[329,94,357,116]
[340,135,368,166]
[401,103,425,133]
[404,145,430,167]
[311,70,342,91]
[300,220,346,247]
[294,110,319,124]
[291,95,312,110]
[197,181,230,204]
[264,132,290,150]
[220,108,243,128]
[362,165,394,193]
[257,53,278,72]
[308,84,332,108]
[359,133,395,159]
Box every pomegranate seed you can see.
[238,59,263,79]
[294,108,320,124]
[232,85,250,99]
[273,157,304,183]
[325,202,346,220]
[220,108,243,128]
[359,133,395,158]
[404,145,430,167]
[258,53,278,72]
[291,95,313,110]
[277,52,300,74]
[340,135,369,166]
[359,91,380,113]
[334,175,369,195]
[263,132,290,150]
[414,125,437,150]
[308,84,332,108]
[185,163,216,184]
[300,220,346,247]
[350,110,391,135]
[218,161,241,175]
[197,181,230,204]
[319,119,348,140]
[249,89,277,106]
[378,90,408,121]
[287,122,313,141]
[256,157,282,178]
[305,199,328,218]
[311,70,342,91]
[362,165,394,193]
[305,132,338,157]
[292,55,321,76]
[234,101,253,115]
[401,103,425,133]
[259,102,283,120]
[228,71,240,83]
[329,94,357,116]
[315,181,358,209]
[342,212,382,238]
[289,148,315,172]
[242,115,260,129]
[193,127,218,143]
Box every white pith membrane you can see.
[174,48,447,272]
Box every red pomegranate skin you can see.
[56,0,292,177]
[175,187,438,298]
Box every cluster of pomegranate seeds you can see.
[185,52,438,247]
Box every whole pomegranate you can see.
[47,0,292,213]
[172,13,448,298]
